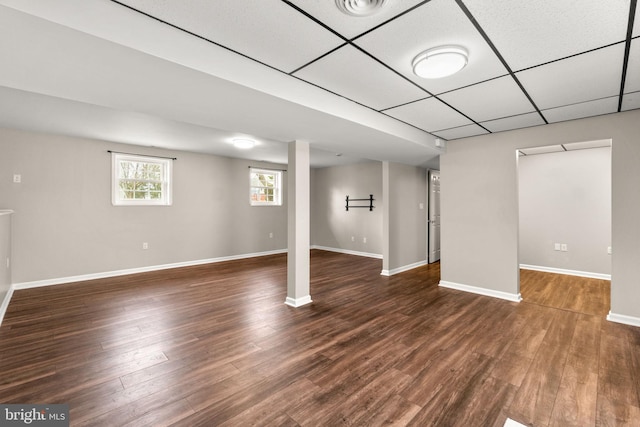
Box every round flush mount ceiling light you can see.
[336,0,387,16]
[232,138,256,149]
[412,46,469,79]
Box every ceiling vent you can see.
[336,0,387,17]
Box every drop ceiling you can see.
[0,0,637,167]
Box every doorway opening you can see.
[516,139,611,314]
[428,170,440,264]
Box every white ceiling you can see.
[0,0,637,168]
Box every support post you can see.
[285,140,311,307]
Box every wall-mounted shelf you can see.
[346,195,374,211]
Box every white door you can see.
[428,170,441,263]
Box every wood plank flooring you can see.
[0,251,638,426]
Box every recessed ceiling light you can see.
[232,138,255,149]
[336,0,387,16]
[412,46,469,79]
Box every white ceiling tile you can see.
[439,76,534,122]
[118,0,344,73]
[481,112,545,133]
[564,139,611,151]
[543,97,619,123]
[622,91,640,111]
[517,44,625,110]
[635,3,640,37]
[463,0,630,71]
[288,0,425,39]
[519,145,564,156]
[434,124,488,140]
[385,97,472,132]
[355,0,508,95]
[624,39,640,93]
[293,44,427,111]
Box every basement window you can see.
[250,168,282,206]
[112,153,172,206]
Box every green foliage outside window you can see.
[118,161,164,200]
[250,169,282,205]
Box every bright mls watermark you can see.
[0,405,69,426]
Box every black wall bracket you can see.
[345,194,375,211]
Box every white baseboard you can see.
[285,295,312,307]
[311,245,382,259]
[0,286,15,326]
[439,280,522,302]
[12,249,288,291]
[519,264,611,280]
[607,311,640,327]
[380,259,428,276]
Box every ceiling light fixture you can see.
[336,0,387,16]
[412,46,469,79]
[232,138,255,149]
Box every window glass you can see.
[112,153,172,206]
[250,168,282,206]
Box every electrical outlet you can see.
[142,242,149,250]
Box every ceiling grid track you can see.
[109,0,283,75]
[281,0,490,136]
[618,0,637,112]
[454,0,548,125]
[96,0,640,146]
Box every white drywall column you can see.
[285,140,311,307]
[381,161,390,274]
[0,210,14,325]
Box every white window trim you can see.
[249,168,283,206]
[111,153,173,206]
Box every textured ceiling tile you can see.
[624,39,640,93]
[543,97,619,123]
[439,76,534,122]
[517,44,625,110]
[564,139,611,150]
[118,0,344,72]
[635,3,640,37]
[434,124,488,140]
[621,91,640,111]
[384,97,472,131]
[463,0,630,71]
[519,145,564,155]
[355,0,508,95]
[481,112,545,133]
[293,44,427,111]
[288,0,425,39]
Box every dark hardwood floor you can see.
[1,250,638,426]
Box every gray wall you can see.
[441,109,640,320]
[0,127,287,284]
[383,162,427,272]
[519,147,611,275]
[311,162,382,255]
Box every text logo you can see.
[1,405,69,426]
